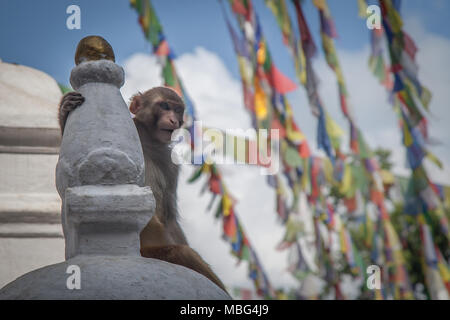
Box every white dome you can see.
[0,61,65,289]
[0,61,62,128]
[0,61,62,217]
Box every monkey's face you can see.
[130,87,185,144]
[153,100,184,144]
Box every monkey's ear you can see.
[129,94,143,115]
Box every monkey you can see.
[58,87,227,293]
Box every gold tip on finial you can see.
[74,35,115,65]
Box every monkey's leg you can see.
[59,92,85,134]
[166,219,189,245]
[141,244,227,293]
[140,214,175,247]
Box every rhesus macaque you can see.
[59,87,227,292]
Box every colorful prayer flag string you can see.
[358,0,450,299]
[311,0,414,299]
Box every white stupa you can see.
[0,59,65,288]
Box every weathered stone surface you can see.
[62,184,154,259]
[55,60,145,198]
[71,59,122,88]
[0,255,229,300]
[0,61,61,128]
[0,61,64,288]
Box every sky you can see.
[2,0,450,85]
[1,0,450,297]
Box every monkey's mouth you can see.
[161,129,175,134]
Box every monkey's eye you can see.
[159,102,170,111]
[175,107,184,114]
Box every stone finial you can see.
[56,39,145,199]
[55,36,147,259]
[74,35,115,65]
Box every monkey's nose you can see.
[169,118,178,127]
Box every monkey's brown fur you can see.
[59,87,227,293]
[131,88,188,246]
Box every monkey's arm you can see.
[141,244,227,293]
[58,92,85,134]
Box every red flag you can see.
[299,141,311,158]
[241,288,252,300]
[340,93,349,117]
[223,210,237,238]
[403,31,417,61]
[370,189,384,206]
[271,118,286,138]
[242,82,254,112]
[209,176,222,194]
[344,196,357,212]
[269,64,297,94]
[231,0,247,16]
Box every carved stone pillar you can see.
[55,37,147,259]
[0,36,230,299]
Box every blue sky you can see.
[1,0,449,86]
[2,0,450,294]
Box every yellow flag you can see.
[426,152,443,169]
[444,187,450,210]
[437,258,450,283]
[285,102,305,143]
[339,164,352,195]
[380,169,395,185]
[403,122,413,147]
[142,4,150,32]
[357,0,368,18]
[298,44,307,84]
[313,0,327,11]
[223,193,233,217]
[325,112,344,148]
[302,158,311,192]
[385,0,403,32]
[365,212,373,247]
[202,163,211,174]
[257,42,266,65]
[323,157,334,184]
[237,56,253,86]
[325,112,344,138]
[254,78,268,120]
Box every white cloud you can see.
[121,53,163,102]
[176,48,250,130]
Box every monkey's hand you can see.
[59,92,85,135]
